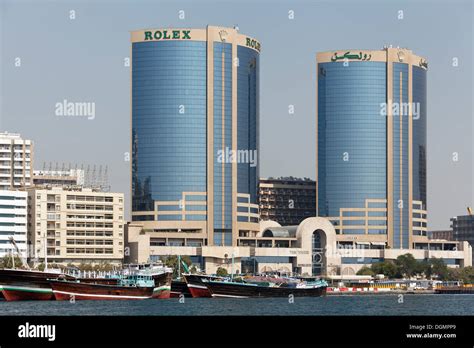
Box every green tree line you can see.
[356,253,474,283]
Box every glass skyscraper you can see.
[131,26,260,247]
[317,47,428,249]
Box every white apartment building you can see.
[0,190,28,259]
[28,186,124,265]
[0,132,33,190]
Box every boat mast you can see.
[44,235,48,272]
[178,255,181,280]
[10,250,15,269]
[231,252,234,281]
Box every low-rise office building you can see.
[429,230,454,241]
[0,190,27,259]
[126,217,472,275]
[259,177,316,225]
[451,214,474,261]
[27,186,124,265]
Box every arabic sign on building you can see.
[331,51,372,62]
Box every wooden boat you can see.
[170,280,192,298]
[122,263,173,299]
[183,274,222,298]
[0,268,73,301]
[50,274,156,301]
[202,278,328,298]
[0,262,173,301]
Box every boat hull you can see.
[2,285,54,301]
[205,281,327,298]
[0,269,70,301]
[151,272,172,299]
[183,274,221,298]
[170,280,192,298]
[50,280,154,301]
[188,284,212,298]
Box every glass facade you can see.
[131,29,260,244]
[392,63,410,248]
[318,62,387,231]
[213,42,233,237]
[237,46,259,214]
[317,54,427,248]
[412,66,427,208]
[132,41,207,220]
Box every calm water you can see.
[1,294,474,316]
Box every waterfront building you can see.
[0,190,27,259]
[127,217,472,275]
[451,214,474,261]
[27,186,124,265]
[0,132,33,190]
[259,177,316,225]
[33,169,85,187]
[130,25,260,265]
[317,47,428,248]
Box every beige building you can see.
[0,132,33,190]
[127,217,472,275]
[27,186,124,265]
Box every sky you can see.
[0,0,472,230]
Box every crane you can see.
[8,236,29,270]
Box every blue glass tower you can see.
[131,26,260,247]
[317,48,428,249]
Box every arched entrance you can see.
[312,229,327,276]
[296,217,340,276]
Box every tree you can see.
[429,258,449,280]
[371,260,399,278]
[459,266,474,283]
[0,255,23,269]
[395,254,418,278]
[161,255,192,278]
[216,267,228,277]
[78,263,94,272]
[356,266,374,276]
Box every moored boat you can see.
[202,278,328,298]
[122,263,173,299]
[183,274,222,298]
[170,280,192,298]
[50,274,156,301]
[0,268,73,301]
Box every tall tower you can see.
[316,47,427,249]
[131,26,260,247]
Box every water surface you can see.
[1,294,473,316]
